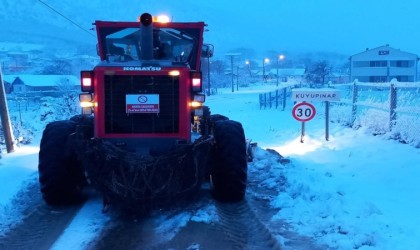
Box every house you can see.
[325,73,350,84]
[10,76,25,93]
[349,45,418,82]
[0,42,45,73]
[268,68,306,82]
[3,75,79,96]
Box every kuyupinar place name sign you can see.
[291,88,341,143]
[292,88,341,102]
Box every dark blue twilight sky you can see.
[135,0,420,57]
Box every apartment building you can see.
[349,45,418,82]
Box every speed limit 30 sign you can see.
[292,102,316,122]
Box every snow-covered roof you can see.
[268,68,305,76]
[68,54,98,60]
[351,44,418,59]
[3,75,79,87]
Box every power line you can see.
[37,0,95,38]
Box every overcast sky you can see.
[134,0,420,57]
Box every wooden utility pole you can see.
[0,66,15,153]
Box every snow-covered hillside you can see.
[0,1,355,59]
[0,1,212,53]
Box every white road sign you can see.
[292,102,316,122]
[292,88,341,102]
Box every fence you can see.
[331,81,420,147]
[259,87,290,110]
[257,81,420,148]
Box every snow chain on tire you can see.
[38,120,85,205]
[211,120,247,201]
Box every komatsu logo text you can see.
[123,66,162,71]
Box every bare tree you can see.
[41,59,73,75]
[305,60,330,84]
[54,77,79,118]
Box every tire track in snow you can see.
[0,181,83,250]
[215,200,282,250]
[86,193,215,250]
[87,197,281,249]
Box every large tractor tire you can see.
[38,120,85,205]
[211,120,247,201]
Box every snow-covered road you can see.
[0,146,315,249]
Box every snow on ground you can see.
[272,128,420,249]
[208,84,420,250]
[1,82,420,249]
[0,144,39,236]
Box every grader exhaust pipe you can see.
[139,13,154,60]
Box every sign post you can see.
[301,122,305,143]
[325,101,330,141]
[292,102,316,143]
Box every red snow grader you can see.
[38,13,250,211]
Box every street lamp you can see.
[263,58,269,82]
[245,60,251,76]
[277,54,285,87]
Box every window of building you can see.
[369,61,387,67]
[396,76,409,81]
[369,76,387,82]
[353,61,369,67]
[390,60,411,68]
